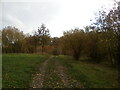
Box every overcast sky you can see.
[0,0,114,37]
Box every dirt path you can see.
[30,56,52,88]
[55,60,84,88]
[30,56,83,88]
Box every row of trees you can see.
[61,28,118,65]
[1,1,120,67]
[61,1,120,66]
[2,24,51,53]
[1,24,60,55]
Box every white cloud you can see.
[3,14,24,29]
[47,0,115,37]
[0,3,2,30]
[0,0,115,37]
[1,0,59,2]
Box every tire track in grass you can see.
[30,56,53,88]
[31,56,84,88]
[55,56,84,88]
[43,57,64,88]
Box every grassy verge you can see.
[57,55,119,88]
[43,56,64,88]
[2,54,49,88]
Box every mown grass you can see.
[43,56,64,88]
[57,55,119,88]
[2,54,119,88]
[2,54,49,88]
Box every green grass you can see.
[57,55,119,88]
[43,57,64,88]
[2,54,49,88]
[2,54,119,88]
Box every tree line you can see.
[1,1,120,67]
[2,24,51,54]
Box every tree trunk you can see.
[73,51,80,60]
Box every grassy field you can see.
[57,55,119,88]
[2,54,119,88]
[2,54,49,88]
